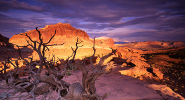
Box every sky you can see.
[0,0,185,42]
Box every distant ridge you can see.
[118,41,185,50]
[115,42,128,44]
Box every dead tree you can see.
[65,37,83,69]
[0,28,70,100]
[61,37,116,99]
[92,37,96,57]
[20,27,64,68]
[74,37,117,99]
[80,37,97,65]
[71,37,83,62]
[90,37,97,64]
[0,60,9,82]
[80,49,117,100]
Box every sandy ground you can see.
[63,71,183,100]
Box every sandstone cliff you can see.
[9,23,114,60]
[9,23,114,48]
[9,23,89,46]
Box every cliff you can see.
[9,23,114,48]
[9,23,90,46]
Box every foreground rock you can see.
[1,71,183,100]
[115,44,185,98]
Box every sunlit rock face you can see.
[116,47,162,80]
[95,37,114,48]
[9,23,115,60]
[9,22,115,48]
[9,23,89,46]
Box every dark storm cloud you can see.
[0,13,46,37]
[0,0,43,12]
[0,13,25,37]
[39,0,185,31]
[40,0,160,22]
[0,0,185,41]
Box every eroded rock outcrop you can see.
[116,47,164,80]
[9,23,89,46]
[95,37,114,48]
[9,23,114,48]
[9,23,115,60]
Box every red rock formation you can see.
[9,22,115,60]
[9,23,90,46]
[10,23,115,48]
[95,37,114,47]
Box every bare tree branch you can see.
[36,27,43,44]
[92,37,96,57]
[97,48,117,66]
[18,27,64,68]
[46,43,64,46]
[71,37,83,62]
[45,30,56,44]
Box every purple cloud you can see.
[0,0,184,42]
[0,0,43,12]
